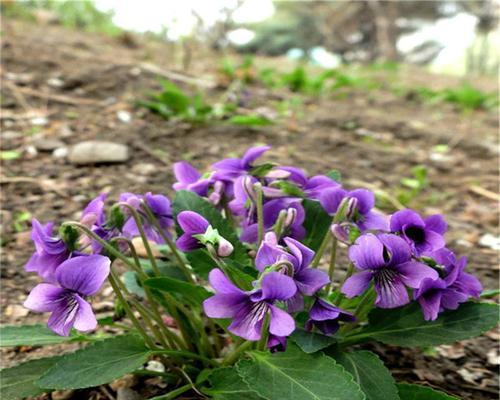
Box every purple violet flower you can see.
[320,187,389,231]
[342,233,438,308]
[172,161,212,196]
[25,219,70,283]
[273,166,340,200]
[80,193,107,228]
[255,232,329,312]
[203,269,296,341]
[267,334,287,352]
[212,145,271,181]
[24,255,110,336]
[121,192,173,244]
[176,211,210,252]
[415,248,482,320]
[390,209,447,255]
[305,298,356,335]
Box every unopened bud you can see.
[346,197,359,220]
[262,186,285,198]
[266,168,291,180]
[208,180,225,205]
[217,237,234,257]
[284,208,297,228]
[331,223,349,242]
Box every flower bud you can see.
[217,236,234,257]
[346,197,359,220]
[331,223,349,242]
[284,208,297,228]
[265,168,291,180]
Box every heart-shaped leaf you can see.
[38,335,150,389]
[0,356,61,399]
[203,367,263,399]
[0,325,78,347]
[332,350,399,400]
[345,302,499,347]
[397,383,458,399]
[237,343,364,400]
[289,328,336,353]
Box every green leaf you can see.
[38,335,150,389]
[203,367,264,400]
[327,169,342,183]
[302,199,331,251]
[0,356,61,399]
[397,383,458,399]
[250,162,276,177]
[237,343,364,400]
[349,302,499,347]
[228,115,273,126]
[0,324,77,347]
[144,276,211,306]
[172,191,250,278]
[289,328,336,353]
[332,350,399,400]
[0,151,21,160]
[123,271,146,297]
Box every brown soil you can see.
[1,18,498,400]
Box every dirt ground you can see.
[1,19,499,399]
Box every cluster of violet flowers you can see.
[23,145,482,354]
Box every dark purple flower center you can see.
[374,268,398,292]
[405,226,425,244]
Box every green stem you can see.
[311,229,331,268]
[273,209,287,239]
[257,313,270,351]
[325,237,338,293]
[140,202,195,283]
[254,183,265,247]
[154,383,193,400]
[311,200,349,268]
[118,203,160,276]
[222,340,254,365]
[108,271,157,349]
[110,237,183,349]
[62,222,137,270]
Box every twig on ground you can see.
[468,185,500,202]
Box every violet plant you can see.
[1,146,497,400]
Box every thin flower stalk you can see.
[140,201,195,283]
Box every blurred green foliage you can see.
[139,79,272,126]
[412,84,498,111]
[1,0,122,36]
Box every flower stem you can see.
[222,340,254,365]
[325,237,338,293]
[118,203,161,276]
[158,383,193,400]
[254,183,265,247]
[108,271,157,349]
[311,200,349,268]
[140,201,195,283]
[257,313,270,351]
[109,237,184,349]
[311,229,331,268]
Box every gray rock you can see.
[33,138,65,152]
[68,141,129,165]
